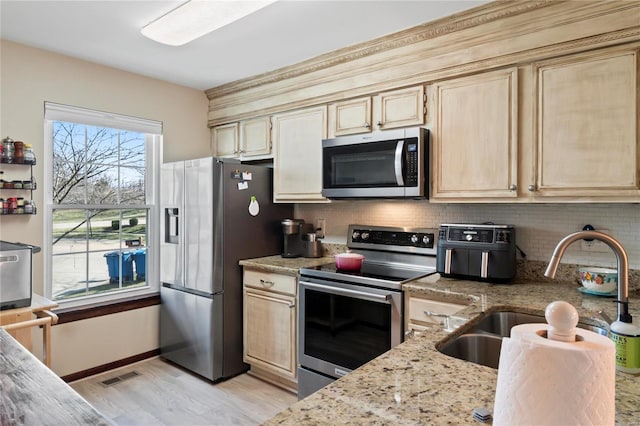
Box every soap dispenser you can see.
[609,301,640,375]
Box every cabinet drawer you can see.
[244,269,296,296]
[408,297,466,325]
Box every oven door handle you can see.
[301,281,392,304]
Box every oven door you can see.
[298,277,403,381]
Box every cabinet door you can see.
[431,68,519,200]
[328,97,372,137]
[240,116,271,158]
[211,122,239,157]
[244,288,296,378]
[374,86,425,130]
[272,105,328,203]
[534,49,639,198]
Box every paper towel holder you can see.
[545,301,579,342]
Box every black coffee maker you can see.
[281,219,317,258]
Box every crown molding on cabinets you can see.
[205,0,640,127]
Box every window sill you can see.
[53,293,160,324]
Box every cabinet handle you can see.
[424,311,449,318]
[377,121,383,128]
[288,302,295,309]
[509,184,517,191]
[259,279,275,287]
[528,184,535,192]
[364,122,371,128]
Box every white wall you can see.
[296,202,640,270]
[0,40,209,376]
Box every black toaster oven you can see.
[436,224,516,283]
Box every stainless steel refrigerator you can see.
[160,157,291,381]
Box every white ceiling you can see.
[0,0,489,91]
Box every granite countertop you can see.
[0,329,112,425]
[266,275,640,425]
[239,255,335,275]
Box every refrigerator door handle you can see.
[165,208,179,244]
[162,282,221,299]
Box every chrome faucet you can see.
[544,230,632,323]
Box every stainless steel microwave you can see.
[321,127,428,199]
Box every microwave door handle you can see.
[394,140,405,186]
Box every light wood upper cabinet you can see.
[212,116,271,159]
[533,48,639,198]
[431,68,519,200]
[374,86,425,130]
[328,97,372,137]
[211,122,239,158]
[272,105,328,203]
[328,86,425,137]
[239,116,271,158]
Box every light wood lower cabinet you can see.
[404,292,467,338]
[243,268,297,391]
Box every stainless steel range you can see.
[297,224,438,399]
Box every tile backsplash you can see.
[296,202,640,270]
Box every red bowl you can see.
[334,253,365,271]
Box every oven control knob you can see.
[361,232,370,240]
[352,231,360,241]
[466,234,473,241]
[411,234,418,244]
[422,235,432,245]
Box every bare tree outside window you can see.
[51,121,150,300]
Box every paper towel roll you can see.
[493,323,616,426]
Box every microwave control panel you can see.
[405,140,419,186]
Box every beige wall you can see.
[0,40,209,376]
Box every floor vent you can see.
[100,370,141,387]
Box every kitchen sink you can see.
[437,311,608,369]
[438,333,503,369]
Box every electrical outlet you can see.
[316,218,326,239]
[580,229,611,253]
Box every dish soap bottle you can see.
[610,301,640,374]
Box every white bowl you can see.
[578,267,617,294]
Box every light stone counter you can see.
[266,275,640,425]
[239,255,335,276]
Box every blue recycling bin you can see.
[132,248,147,281]
[104,251,134,283]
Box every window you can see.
[44,103,162,307]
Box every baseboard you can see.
[247,365,297,395]
[61,349,160,383]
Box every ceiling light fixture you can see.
[141,0,277,46]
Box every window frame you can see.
[43,102,162,308]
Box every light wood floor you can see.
[69,357,297,426]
